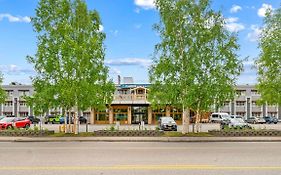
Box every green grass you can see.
[163,131,213,137]
[49,132,96,137]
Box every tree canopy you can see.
[256,6,281,105]
[149,0,243,132]
[0,73,6,104]
[27,0,115,116]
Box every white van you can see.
[210,113,230,123]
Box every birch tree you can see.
[27,0,115,133]
[149,0,243,133]
[0,73,6,104]
[256,6,281,105]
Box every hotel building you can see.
[1,80,280,124]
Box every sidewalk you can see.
[1,136,281,142]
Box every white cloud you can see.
[258,4,273,17]
[0,13,31,23]
[110,68,121,75]
[225,17,238,23]
[247,25,262,42]
[0,64,35,75]
[230,5,242,13]
[134,0,155,10]
[105,58,152,68]
[99,25,104,32]
[224,17,245,32]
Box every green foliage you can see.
[109,125,116,131]
[0,73,7,104]
[27,0,115,115]
[149,0,243,114]
[256,6,281,105]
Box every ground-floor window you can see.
[170,107,182,124]
[19,112,29,117]
[95,110,109,124]
[252,112,261,117]
[113,106,128,124]
[268,112,277,117]
[132,106,148,124]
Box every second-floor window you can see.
[19,101,27,107]
[236,101,245,106]
[5,90,13,96]
[4,101,13,107]
[19,90,30,96]
[251,90,260,96]
[236,90,246,96]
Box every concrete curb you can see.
[2,136,281,142]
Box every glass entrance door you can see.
[132,106,148,124]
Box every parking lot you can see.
[33,123,281,133]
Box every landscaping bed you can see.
[0,129,54,137]
[209,129,281,137]
[94,130,164,137]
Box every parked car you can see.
[230,115,244,120]
[44,115,61,124]
[59,116,87,124]
[0,115,6,121]
[210,113,230,123]
[263,116,278,124]
[246,117,266,124]
[79,116,87,124]
[158,116,177,131]
[59,116,73,124]
[0,117,31,129]
[26,116,40,124]
[228,118,251,129]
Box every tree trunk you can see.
[64,109,67,133]
[74,110,79,135]
[68,111,71,133]
[182,106,190,134]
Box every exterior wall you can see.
[219,85,279,119]
[1,84,279,123]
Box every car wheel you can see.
[274,122,277,124]
[25,124,30,129]
[7,125,13,130]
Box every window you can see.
[224,101,230,106]
[236,90,246,96]
[5,90,13,96]
[268,112,277,117]
[236,101,245,106]
[251,90,260,96]
[19,112,28,117]
[252,101,257,106]
[236,112,245,117]
[19,90,30,96]
[19,101,27,107]
[252,112,261,117]
[4,101,13,107]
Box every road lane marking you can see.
[1,165,281,171]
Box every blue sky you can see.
[0,0,280,85]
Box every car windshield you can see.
[161,117,175,123]
[0,117,15,122]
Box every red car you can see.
[0,117,31,130]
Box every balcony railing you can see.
[113,94,148,103]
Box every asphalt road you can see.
[1,142,281,175]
